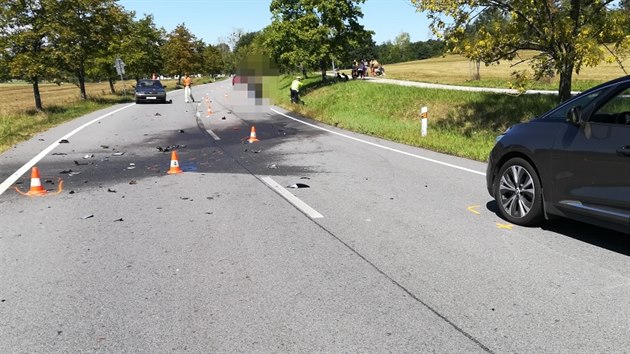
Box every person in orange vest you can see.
[183,74,194,103]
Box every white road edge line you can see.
[206,129,221,141]
[270,107,486,177]
[261,176,324,219]
[0,103,136,196]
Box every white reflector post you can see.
[420,106,428,137]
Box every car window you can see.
[545,91,603,120]
[138,80,161,88]
[591,87,630,125]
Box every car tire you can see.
[494,157,543,226]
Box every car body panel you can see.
[487,76,630,234]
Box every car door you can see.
[550,84,630,227]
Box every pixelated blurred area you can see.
[232,53,279,109]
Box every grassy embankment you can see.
[0,78,211,153]
[266,53,629,161]
[271,75,559,161]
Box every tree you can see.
[203,44,224,77]
[117,14,165,81]
[394,32,412,63]
[266,0,373,80]
[0,0,58,110]
[161,24,203,84]
[86,9,135,94]
[234,31,258,54]
[47,0,129,100]
[411,0,630,102]
[216,42,234,74]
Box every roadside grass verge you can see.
[0,97,127,152]
[0,78,209,154]
[271,75,558,161]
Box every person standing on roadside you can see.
[183,74,194,103]
[290,76,303,104]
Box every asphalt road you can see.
[0,79,628,353]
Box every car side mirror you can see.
[566,106,582,125]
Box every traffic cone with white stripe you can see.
[247,126,259,143]
[167,150,183,174]
[26,166,47,196]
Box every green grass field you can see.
[380,51,629,91]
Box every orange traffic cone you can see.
[206,106,213,117]
[26,166,47,196]
[167,150,183,174]
[247,126,260,143]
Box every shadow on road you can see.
[486,200,629,256]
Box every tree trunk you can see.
[475,60,481,81]
[320,60,327,81]
[78,65,87,100]
[108,77,116,94]
[558,60,574,103]
[32,78,43,111]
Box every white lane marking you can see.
[270,107,486,176]
[206,129,221,141]
[261,176,324,219]
[0,103,135,196]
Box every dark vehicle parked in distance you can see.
[487,76,630,234]
[134,79,167,103]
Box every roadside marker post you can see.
[420,106,428,137]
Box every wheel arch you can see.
[493,151,549,219]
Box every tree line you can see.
[0,0,247,111]
[3,0,629,111]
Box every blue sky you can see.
[117,0,433,46]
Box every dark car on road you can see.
[487,76,630,234]
[134,79,167,103]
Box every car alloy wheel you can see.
[494,157,543,226]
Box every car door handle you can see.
[617,146,630,157]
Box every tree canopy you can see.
[411,0,630,101]
[161,23,204,83]
[266,0,373,79]
[0,0,60,110]
[47,0,129,100]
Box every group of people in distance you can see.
[292,59,386,104]
[352,59,384,79]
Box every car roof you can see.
[580,75,630,95]
[138,79,161,85]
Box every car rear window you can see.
[138,80,162,88]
